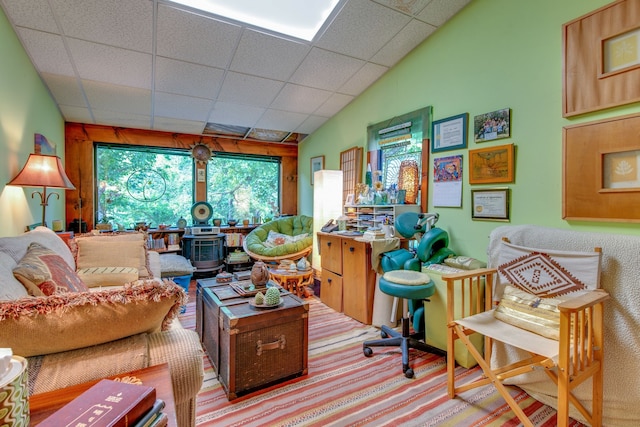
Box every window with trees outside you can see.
[96,145,193,228]
[206,154,280,224]
[95,145,281,229]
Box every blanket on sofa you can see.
[487,225,640,426]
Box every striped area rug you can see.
[179,283,584,427]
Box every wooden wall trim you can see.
[64,123,298,229]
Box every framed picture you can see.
[345,193,354,205]
[469,143,515,184]
[471,188,510,221]
[563,112,640,222]
[310,155,325,185]
[563,0,640,116]
[473,108,511,143]
[431,113,468,152]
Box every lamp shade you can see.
[7,154,75,190]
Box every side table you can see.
[29,363,177,426]
[268,268,313,297]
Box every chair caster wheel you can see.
[363,347,373,357]
[404,368,414,378]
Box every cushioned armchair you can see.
[243,215,313,262]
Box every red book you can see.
[39,379,156,427]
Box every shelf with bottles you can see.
[343,204,420,231]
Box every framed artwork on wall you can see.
[431,113,468,153]
[563,0,640,117]
[471,188,510,221]
[468,143,515,184]
[563,112,640,222]
[310,155,324,185]
[473,108,510,143]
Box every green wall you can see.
[299,0,639,260]
[0,6,65,237]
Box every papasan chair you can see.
[242,215,313,263]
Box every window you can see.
[206,154,280,223]
[95,144,193,228]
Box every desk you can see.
[29,363,177,426]
[269,268,313,297]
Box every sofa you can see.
[484,224,640,426]
[243,215,313,261]
[0,227,204,427]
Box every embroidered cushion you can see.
[77,266,140,287]
[12,242,89,296]
[494,284,567,340]
[0,279,185,357]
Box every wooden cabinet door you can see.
[321,269,343,313]
[319,233,342,275]
[342,239,375,324]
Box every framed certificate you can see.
[431,113,468,152]
[471,188,510,221]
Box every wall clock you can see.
[191,143,212,165]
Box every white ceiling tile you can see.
[41,73,86,107]
[230,29,310,80]
[271,84,332,115]
[256,109,308,132]
[67,39,152,89]
[155,57,224,99]
[315,93,354,117]
[16,28,75,76]
[82,80,151,115]
[218,72,284,107]
[1,0,58,32]
[50,0,153,52]
[58,105,94,124]
[417,0,471,26]
[289,48,364,91]
[339,62,388,96]
[208,101,265,128]
[372,0,432,16]
[296,115,329,134]
[92,109,151,129]
[156,4,242,68]
[152,117,206,135]
[154,92,214,122]
[371,18,436,66]
[316,0,410,60]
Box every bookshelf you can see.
[343,204,420,231]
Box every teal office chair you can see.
[363,213,453,378]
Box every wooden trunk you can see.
[196,279,308,400]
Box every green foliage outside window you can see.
[206,155,280,224]
[96,145,193,228]
[96,145,281,229]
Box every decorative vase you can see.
[251,261,270,287]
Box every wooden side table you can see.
[269,268,313,297]
[29,363,177,426]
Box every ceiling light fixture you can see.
[169,0,341,41]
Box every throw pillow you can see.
[0,279,185,357]
[0,253,29,300]
[494,284,566,340]
[73,232,152,279]
[13,242,89,296]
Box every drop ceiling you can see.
[1,0,471,144]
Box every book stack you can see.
[39,379,168,427]
[227,249,250,263]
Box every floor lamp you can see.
[7,154,76,228]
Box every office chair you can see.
[363,212,453,378]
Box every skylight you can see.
[169,0,341,41]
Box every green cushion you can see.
[244,215,313,257]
